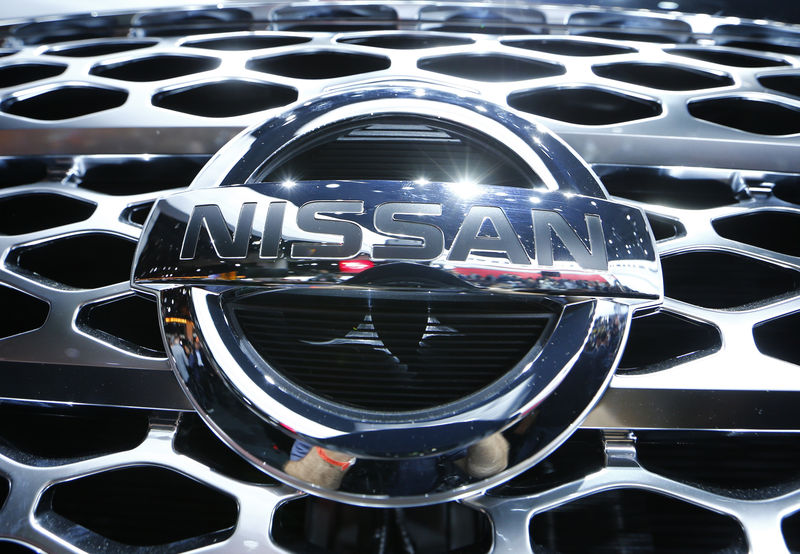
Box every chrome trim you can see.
[0,416,796,552]
[0,2,799,547]
[129,85,661,503]
[0,419,303,553]
[466,431,796,554]
[134,181,659,296]
[0,4,796,171]
[1,157,798,408]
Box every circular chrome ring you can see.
[190,84,606,197]
[133,84,662,504]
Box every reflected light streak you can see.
[339,259,375,273]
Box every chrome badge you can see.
[132,85,663,505]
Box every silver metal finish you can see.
[603,166,800,393]
[130,86,661,503]
[138,181,654,293]
[467,432,798,554]
[0,417,303,553]
[1,416,797,553]
[0,159,172,372]
[0,3,795,173]
[0,2,800,418]
[0,1,799,551]
[5,161,800,414]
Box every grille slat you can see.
[232,291,552,411]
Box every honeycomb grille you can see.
[0,3,799,173]
[1,2,800,553]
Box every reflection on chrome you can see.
[285,433,510,491]
[133,85,663,505]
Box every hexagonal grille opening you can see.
[90,54,220,82]
[0,404,148,459]
[0,541,35,554]
[493,430,604,495]
[340,33,473,49]
[274,5,398,32]
[593,62,733,91]
[618,310,721,373]
[152,80,297,117]
[12,16,117,45]
[12,233,137,289]
[713,24,800,51]
[0,158,47,189]
[713,211,800,256]
[273,497,491,553]
[183,35,311,50]
[247,51,390,79]
[44,40,157,57]
[134,8,253,37]
[759,74,800,99]
[638,431,800,497]
[76,156,205,195]
[578,30,680,43]
[503,38,635,56]
[722,40,800,56]
[0,63,66,88]
[661,251,800,309]
[418,53,564,82]
[596,166,739,209]
[0,476,7,510]
[508,87,661,125]
[690,98,800,135]
[754,312,800,365]
[2,86,127,120]
[773,177,800,205]
[646,213,683,241]
[530,489,746,552]
[125,201,154,225]
[667,47,789,67]
[421,6,545,35]
[568,12,692,44]
[77,294,165,355]
[0,285,48,338]
[783,510,800,551]
[433,22,536,35]
[0,193,95,235]
[44,466,237,546]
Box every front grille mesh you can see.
[0,154,202,370]
[1,2,800,552]
[0,2,799,173]
[4,409,800,553]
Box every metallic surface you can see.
[466,432,798,554]
[2,160,800,411]
[0,417,304,554]
[2,159,800,411]
[129,86,660,503]
[0,1,799,550]
[0,2,796,174]
[1,417,798,553]
[158,288,631,504]
[135,181,658,296]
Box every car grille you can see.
[1,2,800,552]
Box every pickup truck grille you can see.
[1,2,800,553]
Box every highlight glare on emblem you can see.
[132,85,663,505]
